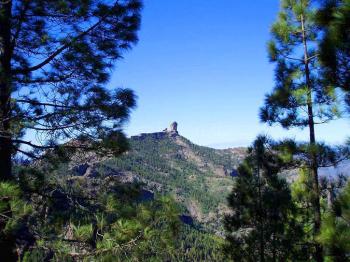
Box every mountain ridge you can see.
[65,123,246,232]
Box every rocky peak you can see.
[164,121,178,134]
[131,122,179,140]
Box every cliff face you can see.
[131,121,179,140]
[67,123,245,231]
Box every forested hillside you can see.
[1,124,241,261]
[63,123,245,232]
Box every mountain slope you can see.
[69,124,245,231]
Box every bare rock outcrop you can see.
[133,121,179,140]
[165,122,178,133]
[163,121,178,137]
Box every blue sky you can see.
[109,0,350,148]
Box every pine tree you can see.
[260,1,342,260]
[317,181,350,261]
[224,136,303,262]
[0,0,142,180]
[0,182,32,260]
[18,167,182,261]
[317,0,350,104]
[291,167,321,259]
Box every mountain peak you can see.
[131,121,179,140]
[163,121,178,134]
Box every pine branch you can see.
[12,139,56,149]
[10,1,30,54]
[16,99,79,109]
[25,123,81,131]
[307,54,319,61]
[13,139,93,150]
[13,1,120,74]
[280,53,303,62]
[15,148,40,159]
[15,72,75,84]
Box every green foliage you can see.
[261,0,341,128]
[0,182,33,260]
[0,182,32,234]
[20,172,183,261]
[12,132,242,261]
[172,226,227,262]
[0,0,143,181]
[261,1,349,260]
[317,182,350,261]
[22,249,47,262]
[224,136,304,261]
[98,134,239,230]
[290,168,318,258]
[72,223,94,242]
[317,0,350,105]
[291,168,314,203]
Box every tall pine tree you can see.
[260,1,342,260]
[0,0,142,180]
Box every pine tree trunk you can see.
[0,0,13,181]
[301,15,323,262]
[0,2,15,258]
[257,166,265,262]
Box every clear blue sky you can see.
[109,0,350,148]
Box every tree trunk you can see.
[0,0,13,181]
[301,15,323,262]
[257,166,265,262]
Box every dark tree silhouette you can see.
[0,0,142,180]
[224,136,303,262]
[317,0,350,106]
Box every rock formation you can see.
[132,122,179,140]
[163,121,178,135]
[168,121,178,133]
